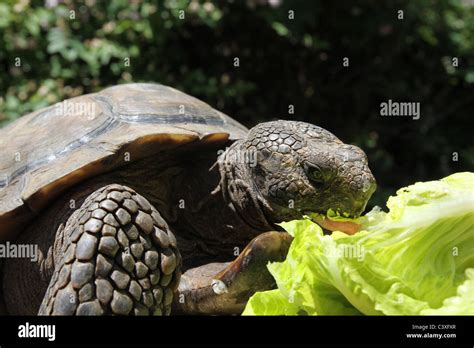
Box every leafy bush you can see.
[0,0,473,207]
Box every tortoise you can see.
[0,83,376,315]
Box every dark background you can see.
[0,0,473,208]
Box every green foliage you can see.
[0,0,472,207]
[244,172,474,315]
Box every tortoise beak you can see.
[350,190,376,218]
[328,179,377,219]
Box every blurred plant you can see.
[0,0,472,208]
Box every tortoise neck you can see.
[218,141,274,231]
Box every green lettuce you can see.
[243,172,474,315]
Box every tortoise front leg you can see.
[174,231,292,315]
[38,184,182,315]
[39,185,181,315]
[3,183,181,315]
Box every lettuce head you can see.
[243,172,474,315]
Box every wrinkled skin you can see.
[175,120,376,314]
[219,121,376,224]
[2,120,376,316]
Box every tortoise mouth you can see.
[300,208,359,219]
[266,205,361,225]
[296,209,363,235]
[300,197,369,219]
[299,205,365,219]
[311,215,362,235]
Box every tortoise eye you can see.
[306,164,325,184]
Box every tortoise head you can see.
[219,120,376,227]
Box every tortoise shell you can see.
[0,83,248,241]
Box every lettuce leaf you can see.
[243,289,302,315]
[242,172,474,316]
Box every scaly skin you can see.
[174,120,376,314]
[3,120,376,315]
[219,121,376,225]
[5,184,181,315]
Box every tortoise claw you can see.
[173,231,292,315]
